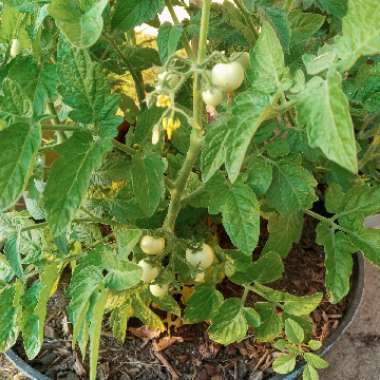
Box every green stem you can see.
[42,125,78,132]
[180,184,206,206]
[103,34,146,109]
[163,0,211,233]
[165,0,195,58]
[112,139,137,155]
[242,287,249,305]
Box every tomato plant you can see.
[0,0,380,379]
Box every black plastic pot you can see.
[5,253,365,380]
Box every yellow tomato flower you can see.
[156,94,171,108]
[162,117,181,140]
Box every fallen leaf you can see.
[129,326,162,341]
[153,336,184,352]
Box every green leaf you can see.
[285,318,305,344]
[131,153,166,217]
[303,363,320,380]
[184,284,224,324]
[67,255,104,347]
[273,354,297,375]
[57,36,120,128]
[111,301,134,344]
[335,0,380,71]
[201,116,231,182]
[308,339,322,351]
[4,233,23,279]
[89,288,108,380]
[266,155,317,214]
[44,131,112,237]
[263,213,303,257]
[254,284,323,316]
[338,184,380,266]
[248,251,284,284]
[208,298,248,345]
[115,227,143,260]
[22,264,60,359]
[131,292,165,330]
[289,10,325,46]
[104,259,142,292]
[247,22,286,94]
[304,353,329,369]
[316,223,355,303]
[243,307,262,328]
[0,78,32,120]
[222,181,260,254]
[254,302,283,342]
[112,0,165,31]
[318,0,348,17]
[0,123,41,211]
[297,71,358,173]
[246,155,273,196]
[263,7,291,53]
[49,0,107,48]
[157,22,183,62]
[225,89,274,183]
[0,281,23,352]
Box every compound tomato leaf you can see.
[273,354,297,375]
[303,363,320,380]
[222,181,260,255]
[49,0,108,48]
[0,122,41,211]
[316,223,355,303]
[254,302,283,342]
[208,298,248,345]
[297,70,358,173]
[131,153,166,218]
[266,155,317,214]
[225,90,274,183]
[247,22,286,94]
[22,264,60,359]
[335,0,380,71]
[44,131,112,237]
[247,155,273,196]
[285,318,305,344]
[249,251,284,284]
[0,281,24,352]
[201,116,231,183]
[337,184,380,266]
[243,307,262,328]
[112,0,165,31]
[184,284,224,324]
[157,22,183,63]
[89,288,108,380]
[304,352,329,369]
[263,213,304,257]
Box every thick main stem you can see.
[163,0,211,232]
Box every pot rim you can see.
[5,253,365,380]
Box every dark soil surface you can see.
[13,217,349,380]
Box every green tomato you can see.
[211,62,245,92]
[149,283,169,298]
[138,259,160,283]
[140,235,165,255]
[186,243,215,270]
[194,271,205,283]
[202,87,224,107]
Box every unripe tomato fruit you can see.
[202,87,224,107]
[211,62,245,92]
[151,124,160,145]
[149,283,169,298]
[186,243,215,270]
[138,260,160,283]
[10,38,21,58]
[140,235,165,255]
